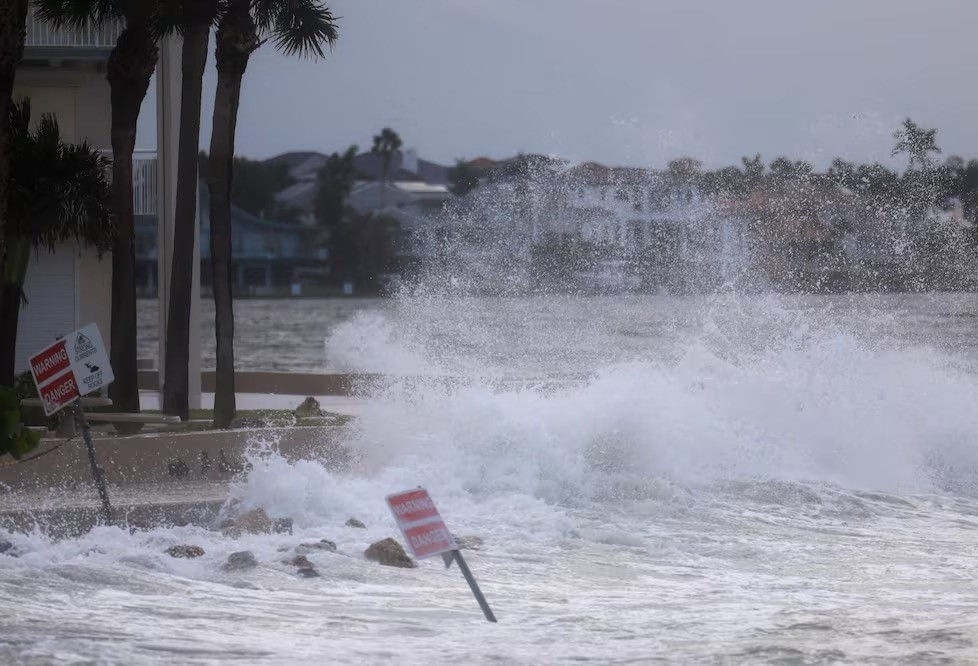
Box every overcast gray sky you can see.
[136,0,978,169]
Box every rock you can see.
[364,538,416,569]
[273,518,294,535]
[0,538,16,557]
[453,535,485,551]
[223,550,258,571]
[285,554,320,578]
[294,397,325,418]
[167,458,190,478]
[345,518,367,529]
[166,544,205,559]
[290,554,313,568]
[295,539,337,555]
[222,508,273,538]
[218,449,250,475]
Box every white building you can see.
[14,9,198,406]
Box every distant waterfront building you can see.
[135,185,327,297]
[268,148,451,226]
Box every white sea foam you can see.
[4,294,978,663]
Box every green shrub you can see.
[0,386,40,459]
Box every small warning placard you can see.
[29,323,113,415]
[386,488,458,560]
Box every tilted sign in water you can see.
[388,487,458,558]
[29,323,113,416]
[386,488,497,622]
[28,323,113,521]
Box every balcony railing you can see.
[133,151,158,217]
[101,150,158,217]
[25,6,121,52]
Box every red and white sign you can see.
[29,323,113,416]
[29,340,70,385]
[386,487,458,560]
[38,370,80,415]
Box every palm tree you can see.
[892,119,941,171]
[371,127,401,211]
[314,144,358,227]
[163,0,219,420]
[0,99,115,386]
[35,0,171,415]
[0,0,29,272]
[208,0,337,428]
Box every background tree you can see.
[371,127,401,210]
[449,158,479,197]
[741,153,765,190]
[768,157,813,185]
[36,0,170,415]
[0,100,114,386]
[198,152,294,217]
[892,118,940,171]
[892,119,942,230]
[207,0,338,428]
[314,144,357,282]
[828,158,857,190]
[314,144,357,227]
[164,0,220,420]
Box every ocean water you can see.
[138,292,978,375]
[5,293,978,664]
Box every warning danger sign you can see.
[29,323,113,416]
[386,488,458,560]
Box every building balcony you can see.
[24,6,120,61]
[101,150,158,217]
[132,151,158,217]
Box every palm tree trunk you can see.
[106,26,158,414]
[208,0,259,428]
[0,236,29,386]
[163,20,210,420]
[0,0,28,344]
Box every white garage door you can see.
[15,247,78,373]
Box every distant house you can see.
[269,148,451,225]
[135,185,327,296]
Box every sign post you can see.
[29,324,114,523]
[386,487,497,623]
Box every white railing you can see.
[100,150,158,216]
[25,6,121,50]
[133,151,157,216]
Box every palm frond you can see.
[253,0,338,59]
[33,0,122,31]
[5,100,115,254]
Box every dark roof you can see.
[264,151,326,170]
[199,183,317,233]
[353,152,450,186]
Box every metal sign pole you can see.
[452,550,497,623]
[73,401,112,524]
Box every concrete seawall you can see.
[0,426,351,490]
[0,426,352,537]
